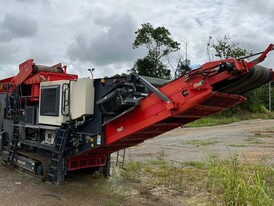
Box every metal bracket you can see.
[136,75,177,110]
[246,44,274,68]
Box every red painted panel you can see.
[12,59,34,85]
[68,155,107,171]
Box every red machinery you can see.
[0,44,273,183]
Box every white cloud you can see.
[67,13,141,66]
[0,14,38,40]
[0,0,273,78]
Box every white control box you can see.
[70,78,94,119]
[38,78,95,126]
[39,80,70,126]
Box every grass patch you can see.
[187,112,274,127]
[245,135,264,145]
[229,144,246,147]
[253,140,264,144]
[102,167,132,206]
[245,135,257,142]
[187,116,238,127]
[186,139,219,146]
[182,161,205,169]
[122,160,207,195]
[149,150,168,166]
[264,126,274,131]
[254,133,274,138]
[121,155,274,205]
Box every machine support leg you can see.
[102,154,111,177]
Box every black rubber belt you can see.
[218,65,272,94]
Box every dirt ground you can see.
[0,119,274,206]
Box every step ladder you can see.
[6,94,20,166]
[115,149,126,168]
[47,124,70,183]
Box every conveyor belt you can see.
[216,65,272,94]
[93,65,272,154]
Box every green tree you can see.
[207,36,250,60]
[111,73,128,78]
[133,23,180,79]
[132,57,170,78]
[176,58,191,77]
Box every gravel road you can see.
[1,119,274,206]
[125,119,274,164]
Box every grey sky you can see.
[0,0,273,78]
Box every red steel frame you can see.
[0,59,78,100]
[103,44,274,147]
[69,44,274,169]
[68,155,107,171]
